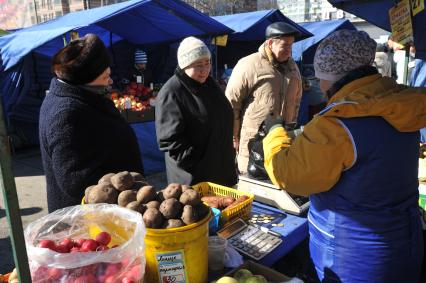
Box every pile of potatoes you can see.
[84,171,209,229]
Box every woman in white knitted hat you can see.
[155,36,237,186]
[262,30,425,282]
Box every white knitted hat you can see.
[177,37,211,69]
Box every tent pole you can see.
[215,37,218,80]
[0,100,31,282]
[403,48,409,85]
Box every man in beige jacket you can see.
[226,22,303,174]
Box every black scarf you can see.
[327,65,379,99]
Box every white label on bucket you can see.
[156,250,187,283]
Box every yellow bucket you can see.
[145,211,211,283]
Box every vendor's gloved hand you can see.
[264,113,284,133]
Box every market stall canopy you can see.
[292,19,357,63]
[0,0,233,71]
[213,9,312,42]
[328,0,426,60]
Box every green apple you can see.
[217,276,239,283]
[234,268,253,282]
[245,275,267,283]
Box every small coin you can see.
[276,223,284,227]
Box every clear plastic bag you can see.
[24,204,146,282]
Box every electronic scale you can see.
[237,175,310,215]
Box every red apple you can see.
[74,238,86,248]
[48,268,63,280]
[122,276,135,283]
[81,239,98,251]
[95,231,112,246]
[104,263,121,276]
[55,244,70,253]
[130,264,142,280]
[60,238,74,250]
[73,274,96,283]
[37,239,56,251]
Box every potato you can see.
[130,171,145,182]
[163,183,182,199]
[118,190,137,207]
[157,190,165,202]
[84,185,95,203]
[181,205,198,225]
[179,189,201,206]
[136,186,157,204]
[181,184,193,192]
[126,201,146,214]
[132,181,150,190]
[194,203,210,220]
[146,200,161,209]
[87,183,118,204]
[110,171,134,191]
[159,198,183,219]
[98,173,115,184]
[143,208,163,228]
[163,219,185,229]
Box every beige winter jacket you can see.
[226,43,302,173]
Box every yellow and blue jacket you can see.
[263,73,426,282]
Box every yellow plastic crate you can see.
[192,182,254,226]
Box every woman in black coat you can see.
[39,34,143,212]
[155,36,237,187]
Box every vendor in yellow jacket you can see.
[263,30,425,283]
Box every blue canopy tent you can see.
[212,9,312,68]
[0,0,232,174]
[328,0,426,87]
[292,19,357,64]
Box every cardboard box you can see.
[224,260,290,282]
[120,107,155,123]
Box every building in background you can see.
[278,0,389,40]
[278,0,360,22]
[0,0,127,29]
[0,0,33,29]
[183,0,258,16]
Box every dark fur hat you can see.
[51,34,111,85]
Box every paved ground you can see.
[0,147,167,274]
